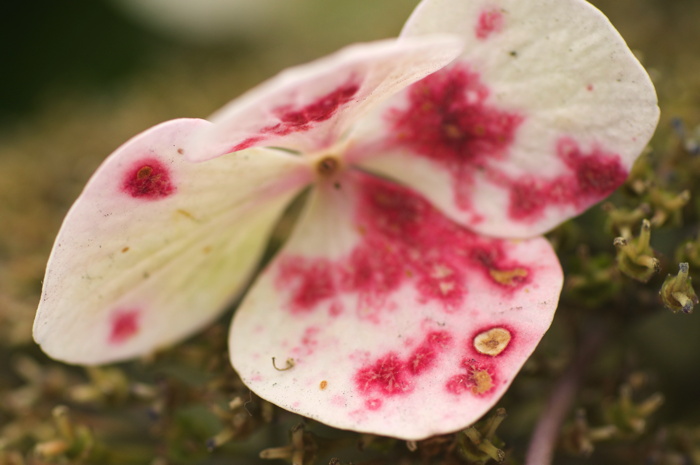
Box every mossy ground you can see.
[2,0,700,463]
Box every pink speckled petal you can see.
[34,119,312,365]
[349,0,659,238]
[185,35,462,161]
[230,171,562,440]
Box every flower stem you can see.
[524,326,606,465]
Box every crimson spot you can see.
[387,65,523,210]
[476,9,504,40]
[122,158,175,200]
[276,174,532,317]
[353,330,453,410]
[109,309,140,344]
[505,138,628,221]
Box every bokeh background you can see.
[2,0,700,463]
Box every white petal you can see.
[349,0,658,237]
[34,118,312,364]
[230,171,562,439]
[186,35,462,161]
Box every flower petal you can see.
[230,171,562,439]
[349,0,659,237]
[34,119,312,365]
[186,35,463,161]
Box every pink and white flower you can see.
[34,0,658,440]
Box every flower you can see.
[33,0,658,440]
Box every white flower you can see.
[34,0,658,440]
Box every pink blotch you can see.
[329,301,344,317]
[503,138,628,221]
[476,9,504,40]
[121,158,175,200]
[387,65,523,211]
[263,82,359,136]
[226,83,360,152]
[355,352,410,396]
[445,359,497,397]
[277,259,336,313]
[293,326,320,357]
[230,136,265,152]
[470,245,531,290]
[406,330,454,375]
[276,174,532,316]
[365,399,383,411]
[354,330,453,408]
[109,309,140,344]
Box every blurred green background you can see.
[2,0,700,464]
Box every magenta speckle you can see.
[121,158,175,200]
[231,136,265,152]
[470,245,531,289]
[292,326,320,357]
[354,330,453,408]
[277,259,335,313]
[329,302,344,316]
[504,138,628,221]
[387,65,523,211]
[356,352,410,396]
[365,399,382,411]
[446,359,497,397]
[445,374,471,394]
[476,9,504,39]
[276,174,531,316]
[406,331,453,375]
[226,83,359,152]
[264,82,359,136]
[109,309,139,344]
[559,138,628,196]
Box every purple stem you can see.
[524,327,606,465]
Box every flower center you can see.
[315,155,341,178]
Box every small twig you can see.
[272,357,295,371]
[524,326,606,465]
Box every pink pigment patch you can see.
[365,399,382,411]
[500,138,628,222]
[225,83,360,152]
[445,359,497,397]
[109,309,140,344]
[476,9,504,40]
[230,136,265,152]
[121,158,175,200]
[292,326,320,357]
[354,330,453,408]
[275,174,532,316]
[387,65,523,211]
[406,331,454,375]
[277,259,335,313]
[263,82,359,136]
[356,353,410,396]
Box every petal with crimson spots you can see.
[230,171,562,439]
[186,35,462,161]
[350,0,658,238]
[34,119,312,364]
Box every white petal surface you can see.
[350,0,659,238]
[186,36,462,161]
[230,171,562,439]
[34,119,312,364]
